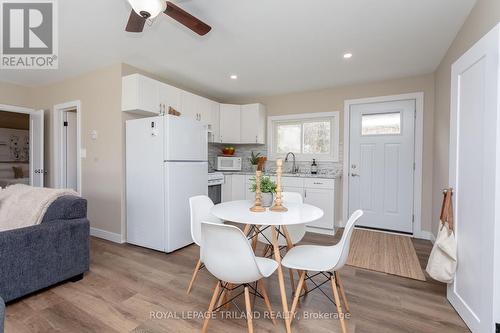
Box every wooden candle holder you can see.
[250,170,266,212]
[270,159,288,212]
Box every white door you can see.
[448,24,499,333]
[62,111,77,191]
[348,100,415,233]
[30,110,44,187]
[164,161,208,253]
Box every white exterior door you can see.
[348,100,415,233]
[30,110,44,187]
[448,24,499,333]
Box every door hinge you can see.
[63,121,68,127]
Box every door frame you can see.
[0,103,42,186]
[53,100,81,194]
[342,92,424,238]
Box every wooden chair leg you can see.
[335,271,350,313]
[201,281,221,333]
[252,226,260,252]
[217,283,228,309]
[187,258,202,294]
[331,275,347,333]
[288,268,296,294]
[244,286,254,333]
[224,283,233,310]
[258,279,276,325]
[261,244,270,257]
[290,270,306,325]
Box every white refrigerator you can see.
[126,115,208,253]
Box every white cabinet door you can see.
[122,74,160,115]
[220,104,241,143]
[197,96,212,124]
[304,188,335,230]
[245,178,254,200]
[231,174,246,200]
[222,175,232,202]
[159,83,181,114]
[181,91,199,121]
[241,103,266,144]
[208,100,220,143]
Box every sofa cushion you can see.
[42,196,87,223]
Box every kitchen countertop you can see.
[218,170,341,179]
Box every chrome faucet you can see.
[285,152,298,174]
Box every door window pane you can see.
[362,112,401,135]
[303,121,331,154]
[276,123,301,153]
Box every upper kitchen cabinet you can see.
[180,91,200,121]
[241,103,266,144]
[158,82,181,114]
[219,104,241,143]
[122,74,182,115]
[122,74,161,115]
[219,103,266,144]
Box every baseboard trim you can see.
[414,230,436,243]
[90,227,124,244]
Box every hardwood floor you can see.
[4,231,470,333]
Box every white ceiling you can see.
[0,0,476,101]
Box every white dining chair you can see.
[281,209,364,333]
[187,195,223,294]
[200,222,278,333]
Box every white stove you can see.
[208,172,224,186]
[208,172,224,204]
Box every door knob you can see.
[351,173,360,177]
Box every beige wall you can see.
[432,0,500,235]
[27,64,124,236]
[228,74,435,234]
[0,81,31,108]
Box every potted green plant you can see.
[250,176,277,207]
[249,151,261,172]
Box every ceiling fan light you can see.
[127,0,165,19]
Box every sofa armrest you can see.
[0,218,89,302]
[42,196,87,223]
[0,295,4,333]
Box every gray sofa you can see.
[0,296,4,333]
[0,196,89,305]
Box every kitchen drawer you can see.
[270,176,304,188]
[304,178,335,189]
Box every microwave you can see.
[216,156,242,171]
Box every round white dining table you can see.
[211,200,324,333]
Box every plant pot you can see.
[251,165,258,172]
[261,192,274,207]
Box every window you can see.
[268,112,339,161]
[361,112,401,135]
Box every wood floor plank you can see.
[4,232,469,333]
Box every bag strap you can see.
[440,188,454,231]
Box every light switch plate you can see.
[91,130,98,140]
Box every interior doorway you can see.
[0,104,44,188]
[53,101,81,193]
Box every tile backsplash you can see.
[209,143,343,177]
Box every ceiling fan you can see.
[125,0,211,36]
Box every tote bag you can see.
[426,189,457,283]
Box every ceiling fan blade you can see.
[164,1,211,36]
[125,10,147,33]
